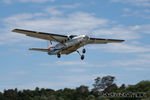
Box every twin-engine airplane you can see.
[12,29,125,60]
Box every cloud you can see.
[4,13,43,22]
[94,53,150,70]
[0,28,41,45]
[123,8,131,12]
[111,0,150,7]
[105,54,150,71]
[45,6,63,16]
[5,11,150,45]
[2,0,55,4]
[92,24,150,40]
[44,3,82,16]
[60,3,82,9]
[4,12,108,32]
[88,43,150,53]
[3,5,150,46]
[67,68,86,72]
[122,8,150,19]
[0,73,108,90]
[112,58,150,67]
[39,61,88,67]
[1,11,108,45]
[92,25,140,40]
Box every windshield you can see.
[69,35,77,39]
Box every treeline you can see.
[0,77,150,100]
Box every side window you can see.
[69,35,77,39]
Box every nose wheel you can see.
[82,48,86,53]
[81,55,84,60]
[57,54,61,58]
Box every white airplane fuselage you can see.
[48,35,89,55]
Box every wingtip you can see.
[12,29,18,32]
[29,48,33,50]
[108,39,125,43]
[12,29,24,32]
[121,40,125,42]
[12,29,15,32]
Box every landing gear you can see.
[77,50,85,60]
[82,49,86,53]
[57,54,61,58]
[81,55,84,60]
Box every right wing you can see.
[88,38,125,44]
[12,29,68,43]
[29,48,50,52]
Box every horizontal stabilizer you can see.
[29,48,50,52]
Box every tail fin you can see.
[47,41,53,49]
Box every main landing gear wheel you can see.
[57,54,61,58]
[82,49,86,53]
[81,55,84,60]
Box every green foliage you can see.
[86,95,95,100]
[3,89,18,100]
[126,81,150,92]
[0,80,150,100]
[92,76,115,92]
[103,84,118,93]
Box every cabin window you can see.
[69,35,77,39]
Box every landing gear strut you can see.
[57,54,61,58]
[77,50,85,60]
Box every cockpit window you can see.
[69,35,77,39]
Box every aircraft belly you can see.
[61,44,84,55]
[48,39,87,55]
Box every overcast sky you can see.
[0,0,150,91]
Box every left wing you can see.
[29,48,50,52]
[12,29,68,42]
[88,38,125,44]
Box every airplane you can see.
[12,29,125,60]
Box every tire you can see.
[82,49,86,53]
[57,54,61,58]
[81,55,84,60]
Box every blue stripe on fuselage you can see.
[48,48,64,55]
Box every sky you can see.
[0,0,150,91]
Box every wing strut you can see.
[49,35,62,43]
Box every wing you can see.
[12,29,68,42]
[29,48,50,52]
[88,38,125,44]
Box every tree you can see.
[57,97,64,100]
[92,76,115,92]
[75,85,89,99]
[62,88,75,100]
[126,81,150,92]
[86,95,95,100]
[103,84,118,93]
[0,92,4,100]
[47,95,56,100]
[119,84,126,90]
[3,89,18,100]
